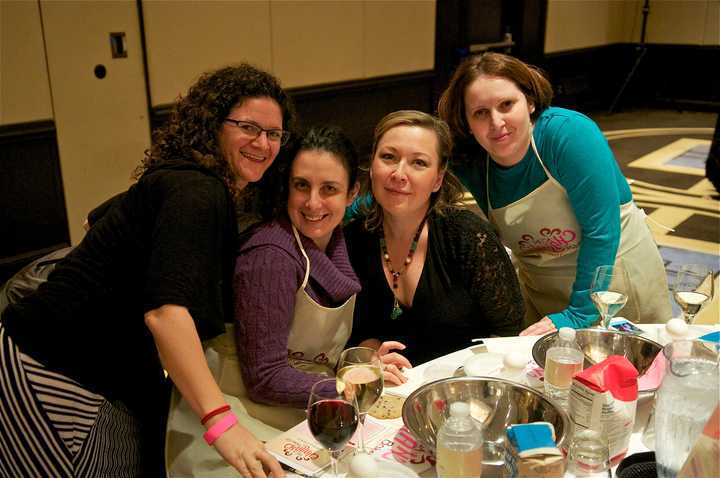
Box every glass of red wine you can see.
[307,378,359,476]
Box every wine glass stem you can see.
[329,450,339,477]
[683,313,695,325]
[357,413,367,453]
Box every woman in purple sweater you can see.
[231,126,361,431]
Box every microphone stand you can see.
[608,0,650,114]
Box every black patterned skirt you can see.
[0,321,143,477]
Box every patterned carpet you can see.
[603,126,718,325]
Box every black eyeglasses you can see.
[223,119,290,146]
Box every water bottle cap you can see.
[559,327,576,341]
[449,401,470,417]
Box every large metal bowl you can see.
[532,328,663,401]
[402,377,570,471]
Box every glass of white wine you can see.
[336,347,383,453]
[590,264,629,329]
[674,264,715,324]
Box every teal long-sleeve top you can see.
[454,107,632,329]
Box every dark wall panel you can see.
[152,71,436,162]
[0,121,70,282]
[543,44,720,113]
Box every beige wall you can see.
[142,0,435,105]
[41,0,150,243]
[142,0,273,107]
[645,0,719,45]
[0,0,53,125]
[545,0,720,53]
[545,0,630,53]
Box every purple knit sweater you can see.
[234,217,360,408]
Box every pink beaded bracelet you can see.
[203,412,238,446]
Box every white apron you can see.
[487,137,671,328]
[165,225,356,477]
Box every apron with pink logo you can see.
[487,137,671,328]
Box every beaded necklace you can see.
[379,216,427,320]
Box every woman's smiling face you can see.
[464,75,534,167]
[218,96,283,189]
[287,149,357,252]
[370,125,444,218]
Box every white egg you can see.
[503,351,528,371]
[349,453,378,478]
[666,318,689,339]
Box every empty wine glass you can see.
[674,264,715,324]
[590,264,629,329]
[336,347,384,453]
[307,378,359,477]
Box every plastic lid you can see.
[449,401,470,417]
[559,327,576,341]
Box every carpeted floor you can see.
[593,109,718,324]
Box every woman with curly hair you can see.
[345,110,523,366]
[0,64,292,478]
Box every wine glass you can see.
[590,264,629,329]
[336,347,384,453]
[307,378,359,477]
[674,264,715,324]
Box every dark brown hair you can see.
[135,63,297,205]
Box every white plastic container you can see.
[544,327,584,409]
[436,402,483,478]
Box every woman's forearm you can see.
[145,304,225,419]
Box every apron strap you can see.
[291,225,311,290]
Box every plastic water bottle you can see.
[436,402,483,478]
[544,327,584,409]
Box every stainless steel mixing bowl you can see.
[532,328,663,401]
[402,376,570,471]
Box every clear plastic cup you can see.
[566,429,611,477]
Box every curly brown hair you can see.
[437,52,553,166]
[362,110,466,231]
[135,63,297,203]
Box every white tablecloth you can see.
[380,323,720,478]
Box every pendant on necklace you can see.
[390,297,403,320]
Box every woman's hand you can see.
[211,421,285,478]
[377,341,413,385]
[519,316,557,336]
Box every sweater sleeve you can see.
[446,211,524,336]
[234,245,333,408]
[543,115,622,329]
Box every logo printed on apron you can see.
[519,228,579,255]
[485,134,671,325]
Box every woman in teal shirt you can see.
[438,52,671,335]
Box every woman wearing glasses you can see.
[0,64,292,478]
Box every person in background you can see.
[438,52,671,335]
[345,110,523,367]
[0,63,292,478]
